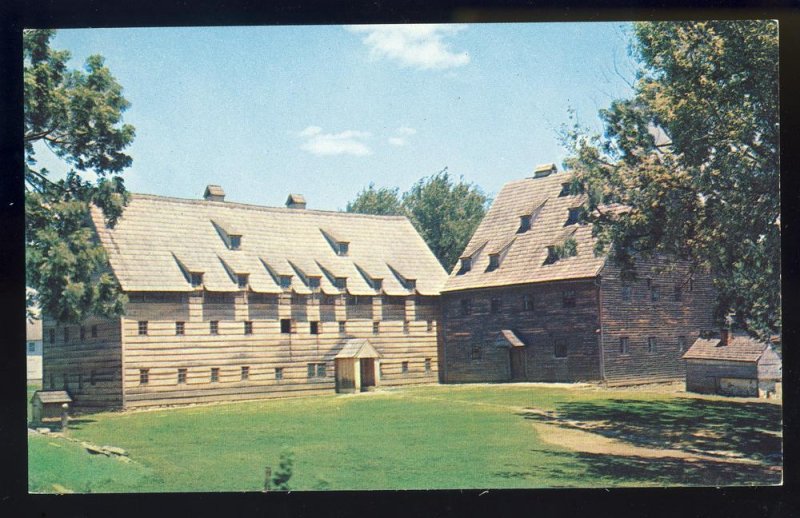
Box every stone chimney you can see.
[532,163,557,178]
[204,185,225,202]
[286,193,306,209]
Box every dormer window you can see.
[559,183,571,197]
[518,215,531,233]
[321,229,349,256]
[406,279,416,290]
[488,254,500,271]
[337,242,349,256]
[334,277,347,289]
[191,272,204,287]
[460,257,472,273]
[309,277,321,290]
[566,207,582,226]
[279,275,292,289]
[372,278,383,290]
[229,235,241,250]
[211,220,242,250]
[544,246,558,265]
[237,274,249,289]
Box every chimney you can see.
[204,185,225,202]
[286,193,306,209]
[719,328,729,347]
[532,163,557,178]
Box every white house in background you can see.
[27,312,43,383]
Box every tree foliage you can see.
[268,448,294,491]
[563,21,779,338]
[25,29,135,323]
[346,169,489,271]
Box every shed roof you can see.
[90,193,447,296]
[32,390,72,404]
[497,329,527,348]
[335,338,382,359]
[443,171,606,292]
[682,333,772,363]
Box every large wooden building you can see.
[42,186,447,411]
[439,164,716,385]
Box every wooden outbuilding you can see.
[30,390,72,425]
[682,331,782,397]
[334,338,382,393]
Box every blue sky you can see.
[38,23,637,210]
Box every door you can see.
[360,358,376,390]
[510,348,526,380]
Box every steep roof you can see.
[682,334,772,363]
[334,338,382,359]
[91,192,448,296]
[442,171,606,292]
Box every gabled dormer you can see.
[518,199,548,234]
[355,264,383,291]
[219,256,249,289]
[320,229,350,257]
[387,263,416,291]
[211,219,242,250]
[288,260,321,291]
[261,258,292,290]
[173,253,204,288]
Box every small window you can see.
[426,320,433,332]
[307,363,326,378]
[460,257,472,273]
[229,235,241,250]
[518,215,532,233]
[28,342,36,353]
[559,182,571,197]
[673,285,682,301]
[176,321,185,335]
[678,336,687,352]
[241,366,250,380]
[621,285,632,302]
[689,278,694,292]
[279,275,292,289]
[210,367,220,383]
[309,277,320,290]
[63,327,69,342]
[49,329,55,344]
[317,363,326,377]
[177,368,187,384]
[372,278,383,290]
[338,321,346,334]
[80,326,86,340]
[424,358,432,374]
[337,242,349,256]
[490,297,502,314]
[488,254,500,271]
[275,367,284,380]
[210,321,219,335]
[335,277,347,289]
[620,337,630,355]
[244,321,253,335]
[372,321,380,335]
[522,294,534,311]
[406,279,416,290]
[648,337,657,353]
[281,319,292,334]
[461,298,472,316]
[471,346,482,360]
[139,369,149,385]
[307,363,315,378]
[191,273,203,287]
[562,290,576,308]
[49,373,55,389]
[544,246,559,265]
[310,321,320,335]
[554,339,568,359]
[401,361,409,374]
[403,320,410,334]
[566,207,582,226]
[651,286,661,302]
[91,325,98,338]
[78,373,83,389]
[237,274,249,289]
[138,321,148,336]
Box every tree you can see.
[562,21,779,339]
[345,183,403,215]
[25,29,135,323]
[401,169,489,271]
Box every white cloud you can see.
[298,127,372,156]
[388,137,406,147]
[346,24,470,70]
[387,126,417,147]
[396,126,417,136]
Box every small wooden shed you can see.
[30,390,72,424]
[682,331,781,398]
[335,339,382,393]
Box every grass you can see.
[28,383,782,492]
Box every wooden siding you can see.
[599,257,716,385]
[41,317,124,412]
[440,280,601,383]
[685,359,758,395]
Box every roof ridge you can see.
[129,193,410,221]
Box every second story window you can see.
[460,298,472,316]
[281,319,292,334]
[338,321,346,334]
[63,327,69,342]
[648,337,657,353]
[651,286,661,302]
[176,321,185,335]
[138,321,148,336]
[620,337,630,355]
[244,321,253,335]
[562,290,576,308]
[210,321,219,335]
[522,294,534,311]
[621,285,632,302]
[372,321,380,335]
[678,336,687,352]
[673,285,683,301]
[139,369,149,385]
[49,329,55,344]
[490,297,502,314]
[177,368,187,384]
[91,325,98,338]
[210,368,219,383]
[310,321,320,335]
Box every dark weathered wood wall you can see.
[685,359,758,394]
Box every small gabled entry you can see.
[497,329,527,381]
[334,338,382,393]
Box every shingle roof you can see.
[334,338,382,359]
[33,390,72,404]
[91,193,448,296]
[682,334,771,362]
[497,329,526,348]
[442,171,606,292]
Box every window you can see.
[309,277,320,290]
[678,336,687,352]
[275,367,284,380]
[139,369,149,385]
[522,294,534,311]
[49,373,54,389]
[459,257,472,273]
[241,366,250,380]
[78,373,83,389]
[490,297,502,314]
[337,242,349,256]
[279,275,292,289]
[401,361,409,374]
[471,346,482,360]
[63,373,70,390]
[460,298,472,315]
[566,207,582,226]
[338,321,346,334]
[177,368,187,384]
[138,321,148,335]
[237,274,249,289]
[229,235,241,250]
[518,215,532,233]
[651,286,661,302]
[210,321,219,335]
[281,319,292,334]
[91,325,98,338]
[424,358,432,374]
[554,339,568,359]
[63,327,69,342]
[28,342,35,353]
[317,363,326,377]
[307,363,326,378]
[240,321,252,335]
[559,182,572,197]
[49,329,55,344]
[488,254,500,271]
[689,278,694,292]
[621,285,632,302]
[648,337,657,353]
[210,368,220,383]
[80,326,86,340]
[176,321,185,335]
[427,320,434,332]
[673,285,683,301]
[403,320,410,334]
[562,290,576,308]
[335,277,347,289]
[310,321,320,335]
[191,272,203,287]
[620,337,630,355]
[372,321,380,335]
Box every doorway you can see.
[510,348,526,380]
[360,358,376,390]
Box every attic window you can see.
[544,246,558,265]
[518,215,532,233]
[488,254,500,271]
[373,278,383,290]
[229,235,241,250]
[559,183,572,197]
[279,275,292,289]
[566,207,582,226]
[309,277,321,290]
[237,274,249,289]
[334,277,347,289]
[406,279,416,289]
[337,242,349,256]
[459,257,472,273]
[191,273,204,288]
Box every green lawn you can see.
[28,384,782,492]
